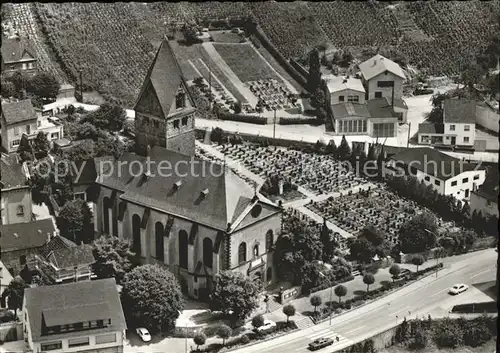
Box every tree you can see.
[210,127,224,144]
[411,255,425,273]
[398,213,437,253]
[363,274,375,293]
[17,134,33,162]
[56,199,91,244]
[121,265,184,332]
[77,122,100,140]
[1,79,16,98]
[310,88,326,109]
[320,220,334,262]
[217,324,232,346]
[310,295,322,313]
[233,101,242,114]
[193,332,206,351]
[81,102,126,131]
[95,136,126,159]
[252,314,265,331]
[33,131,50,159]
[209,271,259,321]
[63,140,95,161]
[339,50,353,68]
[27,72,60,100]
[3,276,28,319]
[325,139,337,155]
[389,264,401,282]
[282,304,296,323]
[8,70,29,97]
[347,237,376,263]
[92,235,136,284]
[334,285,347,303]
[337,135,351,160]
[308,48,322,92]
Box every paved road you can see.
[231,249,497,353]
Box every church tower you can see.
[134,37,196,156]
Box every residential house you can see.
[93,38,282,300]
[470,168,498,218]
[1,37,37,77]
[23,278,126,353]
[385,147,486,201]
[0,260,15,307]
[32,238,96,284]
[71,159,98,202]
[323,75,366,105]
[0,219,56,277]
[1,153,32,225]
[418,99,476,148]
[475,101,499,134]
[331,97,400,137]
[1,99,64,153]
[358,54,408,122]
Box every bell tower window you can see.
[176,89,186,109]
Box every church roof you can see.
[134,38,188,117]
[97,146,280,231]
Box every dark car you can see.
[394,268,411,280]
[308,337,334,351]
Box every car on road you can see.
[308,337,334,351]
[449,284,468,295]
[136,327,151,342]
[256,320,277,334]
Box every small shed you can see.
[57,84,75,99]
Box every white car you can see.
[449,284,468,295]
[136,327,151,342]
[256,320,277,334]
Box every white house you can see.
[470,170,498,218]
[324,75,366,105]
[23,278,126,353]
[386,147,486,201]
[418,99,476,147]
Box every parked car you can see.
[136,327,151,342]
[256,320,276,334]
[394,268,411,279]
[449,284,468,295]
[308,337,334,351]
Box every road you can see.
[231,249,497,353]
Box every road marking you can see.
[343,325,367,336]
[470,269,490,279]
[430,288,449,297]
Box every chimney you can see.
[173,180,182,190]
[200,188,209,198]
[373,59,376,66]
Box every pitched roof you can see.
[97,146,279,231]
[418,123,444,134]
[24,278,126,342]
[443,99,477,124]
[331,102,370,119]
[1,37,36,63]
[474,168,499,202]
[47,244,95,269]
[324,75,365,93]
[366,98,398,119]
[1,99,38,125]
[38,235,77,259]
[0,154,28,189]
[359,54,406,81]
[0,219,56,252]
[389,147,483,180]
[393,98,408,110]
[71,159,97,185]
[134,38,184,117]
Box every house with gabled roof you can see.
[23,278,126,353]
[1,37,37,77]
[93,37,282,300]
[1,153,32,225]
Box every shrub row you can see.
[451,301,497,314]
[219,113,267,125]
[306,275,355,295]
[194,321,297,353]
[279,117,322,126]
[288,58,309,78]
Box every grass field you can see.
[212,43,283,83]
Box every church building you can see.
[93,38,282,300]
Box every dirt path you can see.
[202,42,258,106]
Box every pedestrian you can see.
[336,336,339,342]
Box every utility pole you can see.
[208,60,212,111]
[406,122,411,148]
[79,70,83,102]
[273,108,277,140]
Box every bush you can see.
[433,318,464,348]
[463,322,492,347]
[220,113,267,125]
[240,334,250,344]
[252,314,265,330]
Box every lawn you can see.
[212,43,282,83]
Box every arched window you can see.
[253,244,259,258]
[16,205,24,215]
[132,214,141,255]
[103,197,111,234]
[238,242,246,264]
[179,230,188,269]
[203,238,213,268]
[265,230,274,251]
[155,222,164,261]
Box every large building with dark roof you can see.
[94,38,282,300]
[23,278,126,353]
[1,37,37,77]
[385,147,486,201]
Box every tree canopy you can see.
[27,72,61,100]
[209,271,259,321]
[92,235,136,284]
[399,212,438,253]
[56,199,92,244]
[121,265,184,332]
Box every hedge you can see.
[279,117,322,126]
[305,275,355,295]
[219,113,267,125]
[288,58,309,78]
[451,301,497,314]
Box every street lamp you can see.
[425,229,440,278]
[319,271,333,326]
